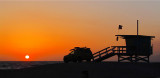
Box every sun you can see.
[25,55,29,59]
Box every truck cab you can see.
[63,47,93,63]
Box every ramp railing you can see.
[92,46,127,62]
[92,47,116,61]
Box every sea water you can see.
[0,61,63,69]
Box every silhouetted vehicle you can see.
[63,47,93,63]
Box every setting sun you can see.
[25,55,29,60]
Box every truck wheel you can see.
[78,60,82,63]
[77,58,82,63]
[64,60,69,63]
[73,60,77,63]
[64,61,68,63]
[87,59,91,62]
[77,57,82,63]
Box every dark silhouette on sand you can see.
[1,62,160,78]
[64,20,155,63]
[63,47,93,63]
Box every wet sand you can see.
[0,62,160,78]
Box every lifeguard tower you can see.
[92,20,155,63]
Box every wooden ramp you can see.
[92,47,116,62]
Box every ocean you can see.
[0,61,63,70]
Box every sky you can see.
[0,0,160,61]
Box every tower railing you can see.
[111,46,127,54]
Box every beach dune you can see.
[0,62,160,78]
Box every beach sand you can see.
[0,62,160,78]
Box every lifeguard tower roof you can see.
[115,35,155,39]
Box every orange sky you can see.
[0,0,160,61]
